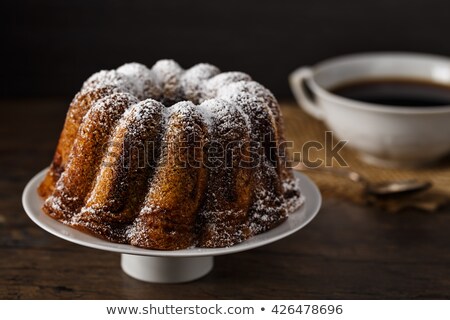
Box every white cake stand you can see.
[22,169,321,283]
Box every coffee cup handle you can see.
[289,67,324,120]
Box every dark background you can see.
[2,1,450,300]
[3,0,450,99]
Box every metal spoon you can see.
[293,163,432,196]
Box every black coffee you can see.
[330,78,450,107]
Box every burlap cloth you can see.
[281,102,450,212]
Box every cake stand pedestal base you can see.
[121,254,214,283]
[24,169,321,284]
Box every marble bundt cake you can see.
[38,60,303,249]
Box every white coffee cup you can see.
[289,52,450,168]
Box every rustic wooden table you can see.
[1,99,449,299]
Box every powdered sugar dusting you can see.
[78,92,139,140]
[181,63,220,103]
[205,72,252,99]
[117,62,162,100]
[82,70,134,95]
[42,59,303,250]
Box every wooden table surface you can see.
[1,99,450,299]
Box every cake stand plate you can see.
[22,169,321,283]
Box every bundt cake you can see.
[38,60,303,249]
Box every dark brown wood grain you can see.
[1,99,450,299]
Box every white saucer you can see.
[22,169,321,283]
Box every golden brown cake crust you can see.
[38,86,119,198]
[195,99,253,247]
[39,61,303,250]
